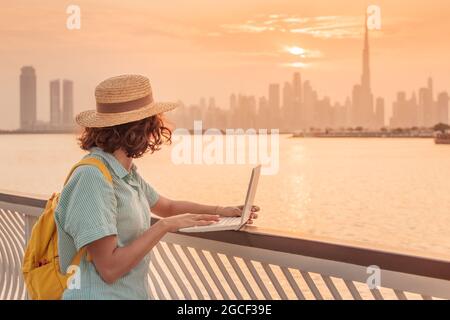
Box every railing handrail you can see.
[2,189,450,282]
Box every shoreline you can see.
[0,129,437,138]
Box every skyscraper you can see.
[390,92,418,128]
[352,15,375,128]
[282,82,293,130]
[361,15,371,96]
[257,96,269,129]
[375,97,385,128]
[292,72,302,129]
[268,83,280,128]
[62,80,74,126]
[303,80,316,129]
[437,92,449,125]
[351,84,361,126]
[361,14,374,127]
[50,80,61,126]
[292,72,302,104]
[20,66,37,130]
[418,79,433,127]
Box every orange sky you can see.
[1,0,449,129]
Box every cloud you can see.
[219,14,371,39]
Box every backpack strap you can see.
[64,157,113,267]
[64,157,113,186]
[70,247,88,268]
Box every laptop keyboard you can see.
[178,216,242,232]
[214,217,241,226]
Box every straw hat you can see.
[76,74,178,128]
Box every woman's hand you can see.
[161,213,220,232]
[216,205,260,224]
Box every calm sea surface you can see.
[1,134,449,257]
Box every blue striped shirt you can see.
[55,147,159,299]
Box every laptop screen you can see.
[240,165,261,224]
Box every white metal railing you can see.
[1,191,450,300]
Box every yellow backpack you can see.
[22,157,112,300]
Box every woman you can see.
[55,74,259,300]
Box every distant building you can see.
[436,92,449,125]
[351,84,362,126]
[62,80,74,127]
[349,17,376,129]
[390,92,418,128]
[241,95,257,129]
[418,78,434,127]
[282,82,293,131]
[292,72,302,105]
[268,83,280,128]
[331,102,347,129]
[359,16,375,128]
[49,79,74,129]
[302,81,317,130]
[375,97,385,128]
[292,72,302,129]
[50,80,61,126]
[20,66,37,130]
[257,96,269,129]
[316,97,332,128]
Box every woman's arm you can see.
[151,195,260,222]
[151,195,219,217]
[86,213,219,284]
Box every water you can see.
[1,134,449,257]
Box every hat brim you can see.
[75,102,178,128]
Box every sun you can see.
[287,46,306,56]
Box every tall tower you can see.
[62,80,74,126]
[50,80,61,126]
[20,66,37,130]
[359,13,374,128]
[361,13,371,92]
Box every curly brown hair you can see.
[78,114,172,158]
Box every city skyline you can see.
[170,17,448,131]
[12,66,450,133]
[170,73,448,132]
[10,20,450,132]
[19,65,75,131]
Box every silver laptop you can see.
[179,165,261,233]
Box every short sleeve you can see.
[134,172,159,207]
[58,165,118,250]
